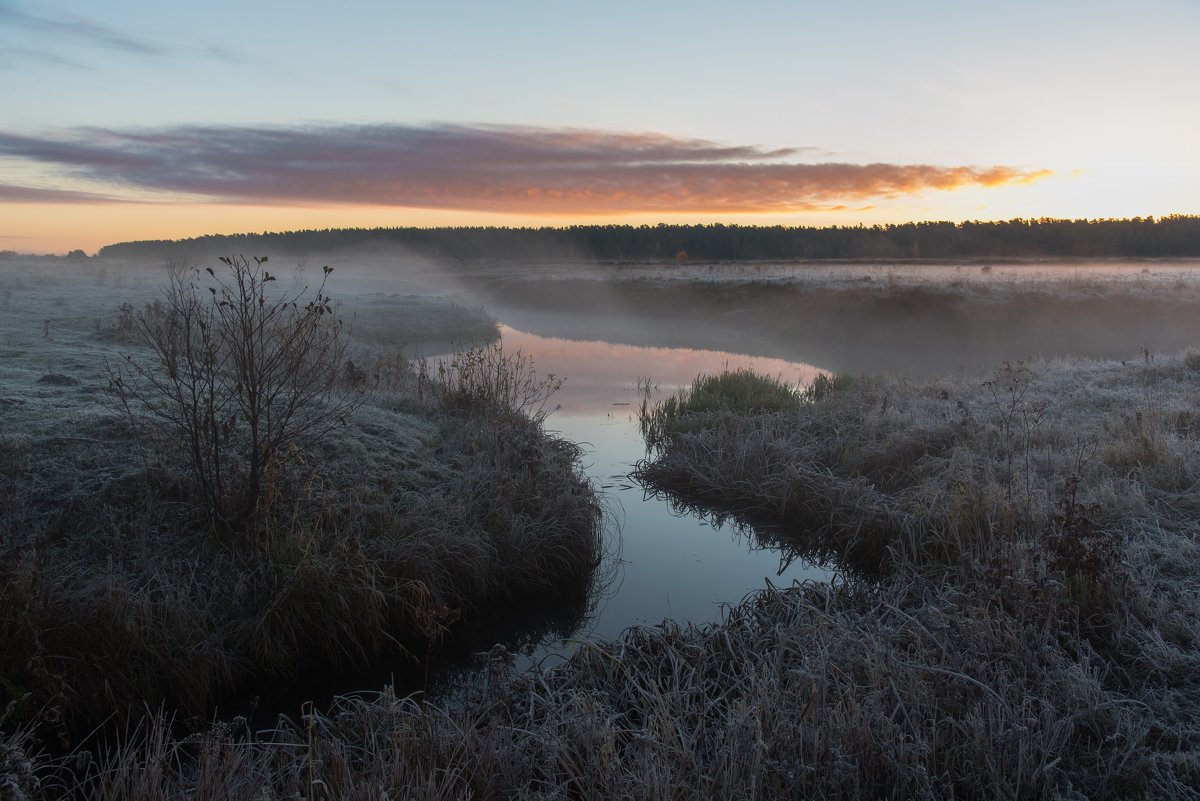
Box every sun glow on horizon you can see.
[4,190,1195,257]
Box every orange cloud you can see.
[0,124,1051,214]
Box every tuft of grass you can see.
[415,341,564,425]
[668,368,801,415]
[0,722,43,801]
[640,368,802,448]
[1184,348,1200,373]
[803,371,856,401]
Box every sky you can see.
[1,0,1197,253]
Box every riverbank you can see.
[629,353,1200,795]
[0,258,601,744]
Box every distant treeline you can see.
[96,216,1200,262]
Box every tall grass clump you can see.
[640,368,802,448]
[0,722,43,801]
[415,341,563,424]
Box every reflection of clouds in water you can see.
[498,325,827,415]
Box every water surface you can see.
[485,325,830,667]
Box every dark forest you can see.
[94,215,1200,262]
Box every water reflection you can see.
[497,324,827,415]
[640,485,842,579]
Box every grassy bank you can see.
[0,259,601,745]
[635,355,1200,575]
[6,356,1196,799]
[627,353,1200,795]
[1,392,601,734]
[6,547,1194,797]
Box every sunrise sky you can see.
[2,0,1197,254]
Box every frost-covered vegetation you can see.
[625,354,1200,796]
[7,350,1199,798]
[638,368,807,449]
[0,257,600,748]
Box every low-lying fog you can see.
[460,260,1200,377]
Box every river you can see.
[445,324,833,675]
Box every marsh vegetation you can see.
[4,253,1200,798]
[8,350,1199,798]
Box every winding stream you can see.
[311,259,1200,698]
[478,324,832,670]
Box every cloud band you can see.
[0,123,1050,213]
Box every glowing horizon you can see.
[6,196,1195,257]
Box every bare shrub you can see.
[983,361,1050,503]
[110,256,364,532]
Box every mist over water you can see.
[469,260,1200,378]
